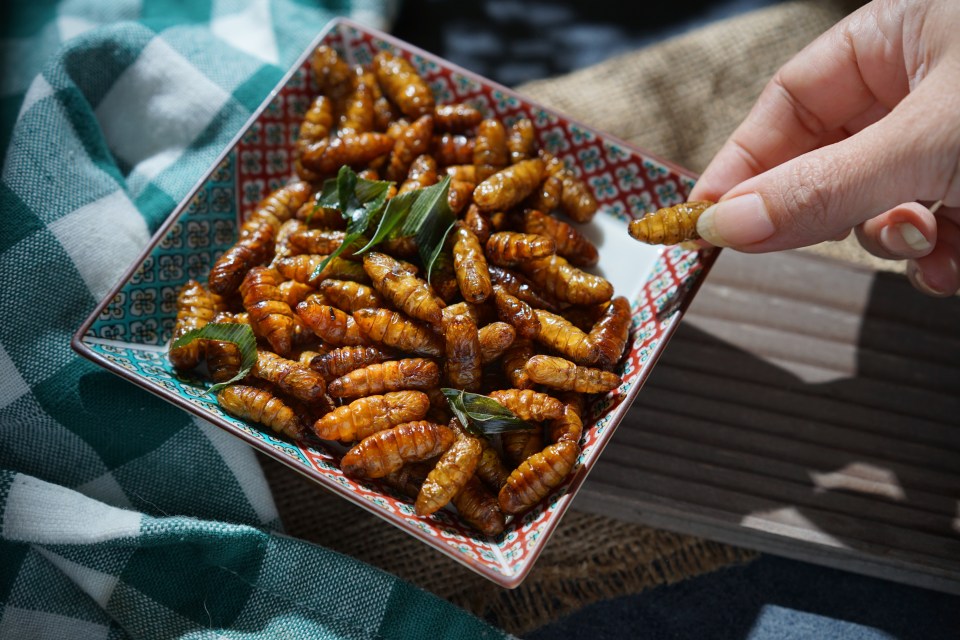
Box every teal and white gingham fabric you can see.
[0,2,509,637]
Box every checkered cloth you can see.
[0,2,509,637]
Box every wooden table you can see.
[575,249,960,594]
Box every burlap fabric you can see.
[261,0,869,634]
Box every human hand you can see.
[689,0,960,296]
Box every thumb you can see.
[695,83,960,252]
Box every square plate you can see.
[72,17,718,588]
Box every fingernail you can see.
[880,223,931,255]
[696,193,775,247]
[907,261,946,296]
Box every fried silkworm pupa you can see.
[433,133,475,166]
[474,118,509,182]
[297,95,334,152]
[548,397,584,445]
[341,421,455,479]
[485,231,556,267]
[423,386,454,424]
[493,286,540,340]
[398,153,439,194]
[501,338,536,390]
[488,265,558,312]
[525,355,621,393]
[288,229,356,257]
[205,312,244,382]
[451,476,505,537]
[363,252,444,325]
[507,118,536,164]
[441,301,496,327]
[588,296,632,369]
[318,279,385,313]
[452,223,493,303]
[240,267,297,356]
[487,389,565,422]
[309,345,392,381]
[524,173,563,212]
[433,103,483,132]
[534,309,597,365]
[447,178,475,215]
[373,51,435,119]
[522,209,599,268]
[311,45,352,98]
[338,69,377,135]
[313,390,431,442]
[627,200,713,245]
[415,435,482,516]
[541,151,600,223]
[502,426,544,468]
[272,219,307,263]
[462,204,492,245]
[217,384,304,439]
[498,438,579,514]
[520,255,613,306]
[296,299,368,346]
[276,254,370,285]
[473,158,545,213]
[242,181,314,235]
[386,114,434,182]
[208,221,275,297]
[353,308,444,357]
[300,132,394,176]
[327,358,440,398]
[295,199,346,229]
[478,322,516,365]
[169,280,226,370]
[443,313,482,392]
[444,164,477,184]
[251,350,326,405]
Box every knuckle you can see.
[775,158,837,235]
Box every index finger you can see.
[690,4,910,201]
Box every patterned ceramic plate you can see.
[72,18,718,588]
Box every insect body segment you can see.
[415,435,482,516]
[341,421,455,479]
[327,358,440,398]
[169,280,226,371]
[312,391,431,442]
[628,200,713,244]
[218,385,303,439]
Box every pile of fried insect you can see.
[169,44,634,537]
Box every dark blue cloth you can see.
[527,555,960,639]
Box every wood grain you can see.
[575,249,960,594]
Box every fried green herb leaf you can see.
[441,387,535,437]
[169,322,257,393]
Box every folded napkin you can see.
[0,2,508,637]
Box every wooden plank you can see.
[577,249,960,592]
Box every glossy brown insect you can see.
[217,384,304,439]
[541,151,599,223]
[311,44,351,98]
[240,267,297,356]
[522,209,599,268]
[502,427,544,468]
[450,476,505,536]
[338,69,376,135]
[275,254,370,285]
[272,219,307,263]
[501,338,536,390]
[548,395,584,445]
[363,252,444,325]
[208,221,275,297]
[474,158,545,213]
[242,181,314,234]
[488,265,558,311]
[449,418,511,491]
[473,118,509,182]
[397,153,438,194]
[477,321,516,364]
[446,178,475,214]
[327,358,440,398]
[312,391,431,442]
[296,299,368,346]
[492,286,539,340]
[444,164,477,184]
[385,115,434,182]
[295,199,346,229]
[628,200,713,244]
[433,103,483,132]
[487,389,565,422]
[300,132,394,177]
[462,204,492,244]
[507,118,536,164]
[534,309,597,365]
[297,95,334,152]
[251,350,326,405]
[588,296,631,369]
[288,229,354,256]
[484,231,556,267]
[441,301,495,327]
[169,280,226,371]
[373,51,435,118]
[452,223,492,304]
[498,438,579,514]
[520,255,613,306]
[317,279,385,313]
[341,420,455,479]
[204,312,244,382]
[442,314,482,392]
[432,133,475,166]
[415,435,482,516]
[309,345,392,381]
[353,308,444,357]
[525,354,621,393]
[277,279,314,308]
[524,173,563,212]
